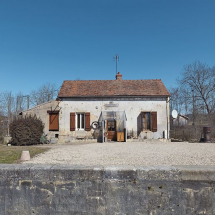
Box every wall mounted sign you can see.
[104,101,119,108]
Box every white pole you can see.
[7,120,10,136]
[102,120,104,143]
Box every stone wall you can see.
[0,165,214,214]
[22,100,60,140]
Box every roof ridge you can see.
[63,79,163,82]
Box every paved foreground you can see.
[25,141,215,166]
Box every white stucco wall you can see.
[58,97,170,142]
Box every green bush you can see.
[9,115,44,146]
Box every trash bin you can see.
[203,126,211,143]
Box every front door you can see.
[107,120,116,141]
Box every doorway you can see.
[98,111,127,143]
[107,120,116,141]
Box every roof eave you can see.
[58,95,170,99]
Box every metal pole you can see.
[192,90,195,126]
[102,121,104,143]
[115,54,119,75]
[7,120,10,136]
[166,97,170,139]
[116,55,117,75]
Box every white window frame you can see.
[76,113,85,130]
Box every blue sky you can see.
[0,0,215,95]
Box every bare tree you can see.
[0,92,15,136]
[30,83,58,106]
[15,92,27,116]
[0,91,28,119]
[178,61,215,115]
[0,91,14,121]
[169,86,188,115]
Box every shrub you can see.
[9,115,44,146]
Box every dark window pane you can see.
[146,112,150,130]
[142,113,145,130]
[108,121,116,131]
[77,114,80,129]
[81,114,85,129]
[142,112,151,131]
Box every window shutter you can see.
[85,112,91,131]
[70,112,75,131]
[49,113,59,131]
[140,112,143,131]
[151,112,157,132]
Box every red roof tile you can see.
[58,79,170,98]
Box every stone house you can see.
[23,72,170,143]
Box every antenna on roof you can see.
[113,54,119,75]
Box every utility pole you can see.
[113,54,119,75]
[27,95,29,109]
[7,119,10,136]
[192,89,195,126]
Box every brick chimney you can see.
[116,72,122,81]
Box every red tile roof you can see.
[58,78,170,98]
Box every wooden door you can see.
[107,120,116,141]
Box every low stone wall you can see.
[0,165,215,214]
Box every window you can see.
[76,113,85,130]
[107,120,116,131]
[141,112,157,132]
[142,112,151,130]
[70,112,91,131]
[47,111,59,131]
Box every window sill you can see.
[142,130,152,133]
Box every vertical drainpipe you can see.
[102,120,104,143]
[125,116,127,142]
[101,101,104,143]
[166,97,170,139]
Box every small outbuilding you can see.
[172,114,189,126]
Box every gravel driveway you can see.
[25,141,215,166]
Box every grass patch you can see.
[0,145,50,164]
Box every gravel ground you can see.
[25,141,215,166]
